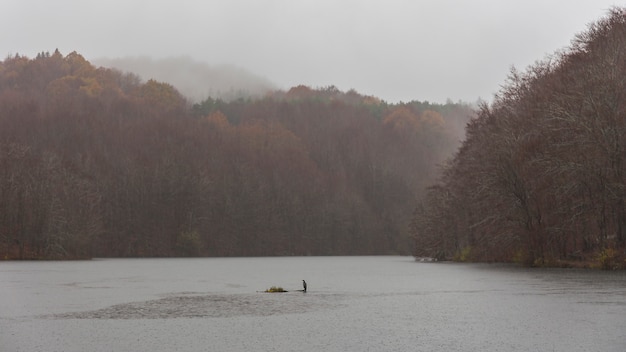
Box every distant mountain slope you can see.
[93,56,276,102]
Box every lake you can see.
[1,256,625,351]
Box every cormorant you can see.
[302,280,307,292]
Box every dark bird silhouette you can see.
[302,280,307,292]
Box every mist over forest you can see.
[0,8,623,269]
[93,56,276,102]
[0,48,473,259]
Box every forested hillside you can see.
[0,50,472,259]
[93,56,276,102]
[412,8,626,268]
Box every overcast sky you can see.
[2,0,621,103]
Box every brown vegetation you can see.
[411,8,626,269]
[0,50,472,259]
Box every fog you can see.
[93,56,276,102]
[2,0,620,103]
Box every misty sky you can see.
[2,0,621,103]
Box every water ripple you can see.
[48,292,345,320]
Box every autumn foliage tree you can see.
[0,50,471,259]
[412,8,626,268]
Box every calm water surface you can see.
[1,256,625,351]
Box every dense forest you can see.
[411,8,626,269]
[0,49,472,259]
